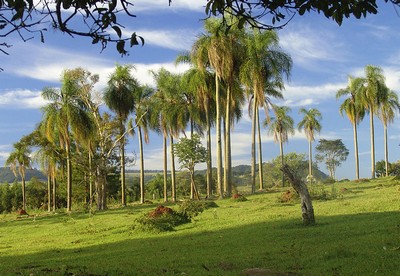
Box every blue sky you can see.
[1,1,400,180]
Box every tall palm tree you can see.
[130,85,153,204]
[336,76,365,180]
[151,68,187,202]
[297,108,322,180]
[357,65,387,179]
[240,29,291,192]
[104,64,137,206]
[377,88,400,176]
[42,69,94,211]
[265,105,294,187]
[6,140,31,210]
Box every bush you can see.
[133,205,190,233]
[323,177,336,185]
[231,193,247,202]
[279,188,299,203]
[178,199,218,219]
[309,184,339,200]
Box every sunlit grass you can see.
[0,177,399,275]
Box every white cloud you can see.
[134,0,205,12]
[0,89,47,109]
[131,29,197,51]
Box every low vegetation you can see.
[1,177,399,275]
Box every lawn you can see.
[0,178,399,275]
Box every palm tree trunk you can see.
[251,95,257,194]
[52,171,57,212]
[308,140,313,178]
[21,176,26,210]
[384,124,389,177]
[205,102,212,197]
[370,112,375,179]
[163,135,168,202]
[353,122,360,180]
[256,106,264,191]
[138,126,145,204]
[47,172,51,212]
[120,136,126,206]
[224,86,232,197]
[88,151,93,209]
[170,135,176,202]
[279,135,284,187]
[215,74,223,198]
[66,141,72,212]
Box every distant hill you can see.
[0,167,47,183]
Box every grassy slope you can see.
[0,178,399,275]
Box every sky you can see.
[1,1,400,180]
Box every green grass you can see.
[1,178,399,275]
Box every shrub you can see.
[178,199,218,219]
[231,193,247,202]
[279,188,299,203]
[133,205,190,233]
[323,177,336,184]
[309,184,340,200]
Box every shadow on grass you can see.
[1,210,399,275]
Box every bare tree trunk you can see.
[251,95,257,194]
[353,122,360,180]
[370,112,375,179]
[170,135,176,202]
[120,136,126,206]
[138,126,145,204]
[163,135,168,202]
[206,102,212,198]
[190,170,200,200]
[215,74,223,198]
[279,134,285,187]
[281,164,315,225]
[47,173,51,212]
[52,170,56,212]
[66,141,72,212]
[224,86,232,197]
[384,124,389,177]
[256,107,264,191]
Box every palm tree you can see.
[240,29,292,192]
[336,76,365,180]
[42,69,94,211]
[130,85,153,204]
[357,65,387,178]
[6,140,31,210]
[297,108,322,180]
[104,64,137,206]
[265,105,294,187]
[151,68,187,202]
[377,88,400,176]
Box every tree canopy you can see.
[315,139,349,179]
[1,0,399,59]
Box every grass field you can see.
[0,178,399,275]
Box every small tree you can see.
[173,134,207,200]
[315,139,349,180]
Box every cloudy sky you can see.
[1,1,400,180]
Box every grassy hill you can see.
[0,177,399,275]
[0,167,46,183]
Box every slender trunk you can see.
[47,172,51,212]
[215,74,223,198]
[163,135,168,202]
[190,169,200,200]
[139,126,145,204]
[256,107,264,191]
[21,176,26,210]
[224,86,232,197]
[205,101,212,198]
[370,112,375,179]
[66,141,72,212]
[120,135,126,206]
[170,135,176,202]
[384,124,389,177]
[251,95,257,194]
[308,140,313,178]
[52,167,56,212]
[88,151,93,209]
[354,122,360,180]
[279,135,284,187]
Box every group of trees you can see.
[337,65,400,179]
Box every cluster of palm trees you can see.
[6,17,300,211]
[336,65,400,179]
